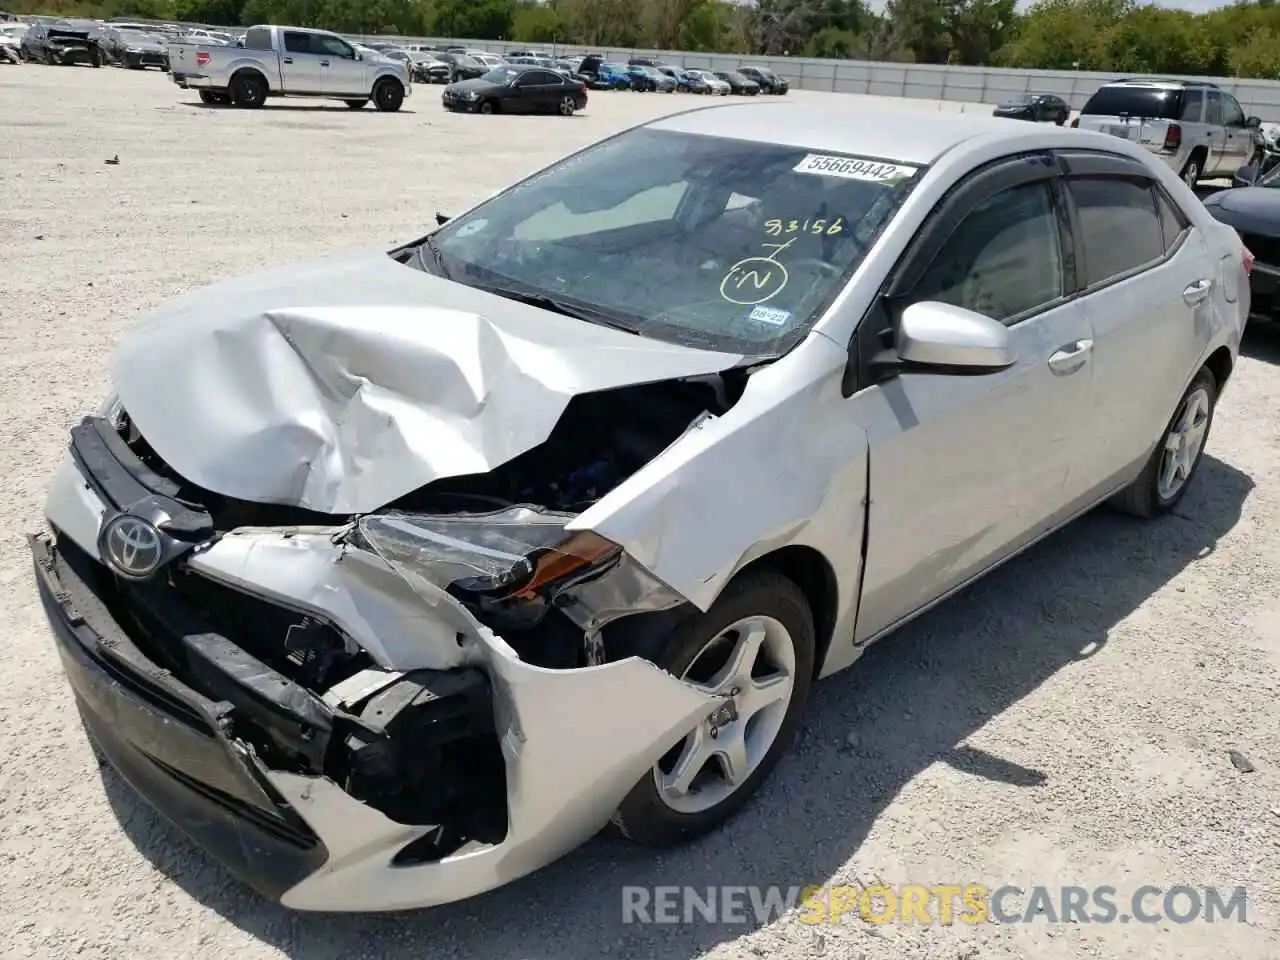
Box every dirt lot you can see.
[2,64,1279,960]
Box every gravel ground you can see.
[2,65,1279,960]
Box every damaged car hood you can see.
[111,250,743,515]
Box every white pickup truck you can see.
[168,24,411,111]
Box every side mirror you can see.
[875,301,1016,377]
[1247,116,1261,128]
[1233,164,1258,188]
[435,211,451,225]
[354,51,362,61]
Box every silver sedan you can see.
[33,101,1248,912]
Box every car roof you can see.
[645,101,1087,166]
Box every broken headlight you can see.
[356,507,621,599]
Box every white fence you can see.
[354,34,1280,120]
[99,17,1280,120]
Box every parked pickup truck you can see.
[168,24,411,111]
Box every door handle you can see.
[320,60,330,67]
[282,57,293,64]
[1047,338,1093,375]
[1183,278,1213,305]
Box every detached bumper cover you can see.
[31,533,330,900]
[38,445,721,911]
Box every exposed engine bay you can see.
[62,368,748,858]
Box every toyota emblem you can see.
[100,514,165,580]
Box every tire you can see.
[478,98,496,114]
[1179,154,1202,188]
[373,78,404,112]
[1109,367,1217,518]
[558,94,576,116]
[230,70,267,109]
[344,99,367,109]
[610,570,815,847]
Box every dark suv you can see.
[738,65,788,94]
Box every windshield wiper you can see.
[465,282,643,335]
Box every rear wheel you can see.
[230,70,267,108]
[558,94,576,116]
[1109,368,1217,518]
[610,571,815,847]
[373,78,404,112]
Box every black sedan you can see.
[443,64,588,116]
[738,65,788,94]
[100,28,168,69]
[714,70,760,95]
[992,93,1071,125]
[1203,175,1279,322]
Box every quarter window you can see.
[1155,188,1190,252]
[1068,177,1164,286]
[906,181,1064,324]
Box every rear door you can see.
[280,30,322,94]
[1219,93,1252,175]
[1204,90,1230,175]
[1055,151,1214,490]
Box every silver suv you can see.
[1074,79,1259,186]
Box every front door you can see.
[848,164,1098,642]
[280,30,322,94]
[511,70,561,113]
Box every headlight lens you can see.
[356,508,620,595]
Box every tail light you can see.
[1243,246,1255,276]
[1163,123,1182,152]
[195,50,209,67]
[1070,117,1078,128]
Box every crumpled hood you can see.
[111,250,742,515]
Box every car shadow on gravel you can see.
[182,102,418,114]
[97,454,1253,960]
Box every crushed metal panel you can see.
[111,251,742,515]
[569,333,868,615]
[185,529,472,671]
[272,649,718,912]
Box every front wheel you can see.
[610,570,815,847]
[1109,367,1217,518]
[478,98,496,114]
[373,78,404,112]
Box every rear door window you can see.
[283,31,312,55]
[1068,176,1165,287]
[1082,86,1182,120]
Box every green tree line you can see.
[10,0,1280,79]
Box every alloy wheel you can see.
[653,615,797,814]
[1157,385,1210,500]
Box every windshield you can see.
[118,30,151,43]
[426,128,918,354]
[1082,86,1182,119]
[481,66,520,84]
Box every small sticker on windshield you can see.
[793,154,917,183]
[747,305,792,326]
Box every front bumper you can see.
[37,429,717,911]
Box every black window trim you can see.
[1054,149,1190,293]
